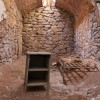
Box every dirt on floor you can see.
[0,56,100,100]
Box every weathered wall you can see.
[23,7,75,56]
[0,0,22,64]
[14,0,94,27]
[75,4,100,60]
[55,0,94,26]
[15,0,42,15]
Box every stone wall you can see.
[75,4,100,60]
[0,0,22,64]
[23,6,75,56]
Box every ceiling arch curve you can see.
[15,0,42,15]
[14,0,95,25]
[55,0,94,25]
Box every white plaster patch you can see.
[0,0,6,22]
[97,3,100,16]
[43,0,47,6]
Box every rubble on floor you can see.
[56,55,99,85]
[0,56,100,100]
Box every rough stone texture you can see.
[75,4,100,60]
[15,0,42,15]
[14,0,94,21]
[22,6,75,56]
[55,0,94,25]
[0,0,22,64]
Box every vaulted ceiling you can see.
[56,0,94,14]
[55,0,95,25]
[14,0,42,15]
[14,0,95,25]
[15,0,94,15]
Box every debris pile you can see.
[57,55,99,84]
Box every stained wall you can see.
[0,0,22,64]
[75,4,100,60]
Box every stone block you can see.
[24,24,33,27]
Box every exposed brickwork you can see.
[22,6,75,56]
[0,0,22,64]
[75,4,100,60]
[0,0,99,64]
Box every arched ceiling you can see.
[55,0,95,25]
[14,0,95,15]
[14,0,95,25]
[55,0,94,14]
[14,0,42,15]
